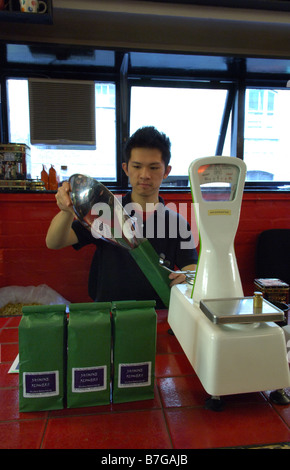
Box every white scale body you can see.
[168,156,290,397]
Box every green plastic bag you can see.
[67,302,111,408]
[130,239,171,308]
[112,300,157,403]
[19,304,66,412]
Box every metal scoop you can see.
[159,253,195,285]
[69,173,142,250]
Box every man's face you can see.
[122,148,171,199]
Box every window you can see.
[3,46,290,191]
[130,86,231,186]
[244,88,290,182]
[7,79,117,182]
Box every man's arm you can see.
[46,182,78,249]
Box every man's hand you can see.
[46,181,78,249]
[55,181,74,214]
[168,271,187,287]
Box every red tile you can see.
[159,376,268,409]
[0,388,48,421]
[156,334,183,354]
[6,316,22,327]
[263,387,290,427]
[0,343,18,362]
[274,404,290,428]
[48,403,112,418]
[0,362,19,388]
[155,353,194,378]
[157,310,170,334]
[165,403,290,449]
[42,410,172,449]
[0,318,10,328]
[0,419,46,449]
[0,327,18,343]
[158,375,207,408]
[157,321,170,334]
[48,404,111,418]
[111,384,162,412]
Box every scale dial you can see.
[197,163,240,201]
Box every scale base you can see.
[204,389,290,411]
[168,284,290,398]
[205,395,225,412]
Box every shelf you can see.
[0,0,53,24]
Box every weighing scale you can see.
[168,156,290,409]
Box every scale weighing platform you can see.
[200,296,285,325]
[168,156,290,408]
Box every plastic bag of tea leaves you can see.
[67,302,111,408]
[19,304,67,412]
[112,300,157,403]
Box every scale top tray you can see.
[200,297,285,324]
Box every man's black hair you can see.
[124,126,171,167]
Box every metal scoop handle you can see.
[159,255,195,285]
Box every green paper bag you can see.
[67,302,111,408]
[112,300,157,403]
[130,239,171,308]
[19,304,67,412]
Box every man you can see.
[46,126,198,308]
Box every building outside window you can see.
[244,88,290,182]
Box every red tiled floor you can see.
[156,310,170,334]
[274,403,290,429]
[156,333,183,354]
[165,402,290,449]
[0,388,48,421]
[5,315,22,328]
[0,327,18,343]
[0,419,47,449]
[158,375,209,408]
[0,342,18,362]
[5,316,22,328]
[48,403,111,418]
[263,388,290,428]
[0,362,19,388]
[155,352,194,377]
[0,317,10,328]
[110,384,162,412]
[42,410,172,449]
